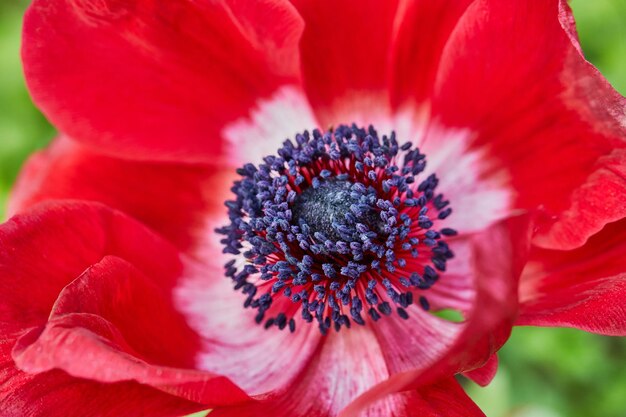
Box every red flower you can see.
[1,0,625,416]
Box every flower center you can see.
[217,125,457,334]
[291,179,385,242]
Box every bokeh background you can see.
[1,1,625,416]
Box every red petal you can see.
[518,218,626,335]
[359,378,485,417]
[0,367,203,417]
[22,0,304,162]
[462,354,498,387]
[0,202,249,411]
[9,137,233,252]
[0,201,182,332]
[430,0,626,250]
[338,215,532,417]
[12,256,248,405]
[533,149,626,250]
[519,275,626,336]
[390,0,474,109]
[292,0,399,126]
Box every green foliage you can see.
[0,2,54,219]
[1,1,625,417]
[185,411,210,417]
[467,327,626,417]
[571,0,626,94]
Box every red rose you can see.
[1,1,624,416]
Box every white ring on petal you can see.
[419,124,514,233]
[222,85,319,165]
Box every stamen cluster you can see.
[217,125,456,334]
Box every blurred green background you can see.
[1,1,625,416]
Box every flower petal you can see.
[390,0,474,110]
[519,274,626,336]
[208,328,390,417]
[358,378,485,417]
[9,136,233,253]
[292,0,400,126]
[462,354,498,387]
[23,0,304,162]
[12,256,248,405]
[370,309,460,378]
[518,218,626,336]
[0,366,202,417]
[534,149,626,250]
[0,202,249,411]
[430,0,626,250]
[0,201,182,331]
